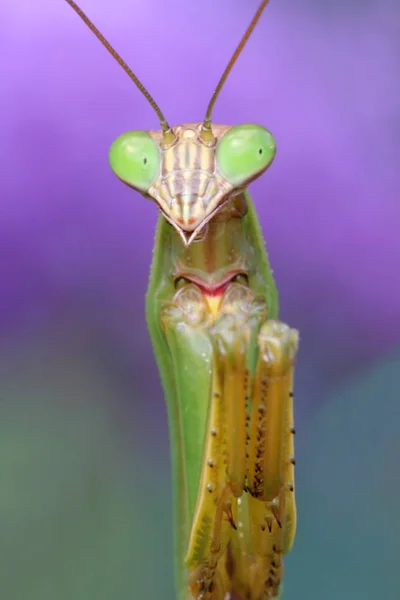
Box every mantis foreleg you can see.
[161,279,298,599]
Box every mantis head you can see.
[64,0,273,245]
[109,122,276,244]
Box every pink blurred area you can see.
[1,0,399,402]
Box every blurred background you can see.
[0,0,399,598]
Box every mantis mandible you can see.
[64,1,299,598]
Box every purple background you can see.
[0,0,399,598]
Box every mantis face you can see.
[109,123,276,244]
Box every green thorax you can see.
[145,191,278,598]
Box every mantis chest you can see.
[146,193,298,600]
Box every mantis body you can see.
[64,1,299,599]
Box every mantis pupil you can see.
[143,157,148,165]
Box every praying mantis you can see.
[64,1,299,598]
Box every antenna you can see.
[201,0,270,140]
[63,0,171,134]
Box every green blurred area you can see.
[287,351,400,599]
[0,328,399,599]
[0,329,174,600]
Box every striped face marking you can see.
[147,123,235,243]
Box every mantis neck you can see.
[172,193,249,289]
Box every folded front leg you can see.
[160,278,298,600]
[185,283,267,600]
[232,321,298,600]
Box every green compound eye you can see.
[109,131,160,193]
[216,124,276,186]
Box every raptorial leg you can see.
[161,277,299,600]
[185,284,268,600]
[232,320,298,600]
[185,316,255,599]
